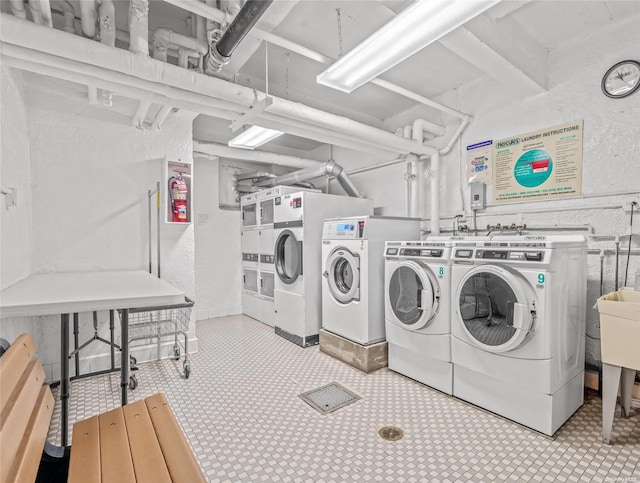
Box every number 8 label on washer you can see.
[439,267,445,276]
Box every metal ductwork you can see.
[255,160,363,198]
[207,0,273,72]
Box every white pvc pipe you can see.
[37,0,54,27]
[430,151,441,235]
[153,28,208,59]
[129,0,149,55]
[132,100,152,128]
[194,141,322,169]
[0,15,433,156]
[99,0,116,46]
[51,0,76,33]
[162,0,227,24]
[27,0,44,24]
[79,0,97,38]
[9,0,28,19]
[87,85,98,104]
[151,105,173,130]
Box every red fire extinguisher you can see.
[169,174,189,222]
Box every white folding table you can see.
[0,270,185,446]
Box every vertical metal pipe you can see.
[157,181,161,278]
[73,313,79,377]
[614,236,620,290]
[60,314,70,446]
[109,310,115,370]
[120,309,129,405]
[148,189,153,273]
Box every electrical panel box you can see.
[470,182,485,211]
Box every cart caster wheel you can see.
[130,355,137,365]
[129,375,138,390]
[184,363,190,379]
[173,345,181,360]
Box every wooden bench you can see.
[0,334,206,482]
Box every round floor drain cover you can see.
[378,426,404,441]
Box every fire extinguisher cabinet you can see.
[166,160,192,224]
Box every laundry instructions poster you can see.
[491,120,583,203]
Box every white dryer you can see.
[321,216,420,345]
[384,238,454,394]
[451,235,587,435]
[274,191,373,347]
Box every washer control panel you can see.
[323,219,366,239]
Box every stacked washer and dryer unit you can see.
[273,191,374,347]
[240,187,316,327]
[321,216,421,346]
[450,235,587,436]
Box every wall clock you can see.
[601,60,640,98]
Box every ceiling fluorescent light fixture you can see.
[228,125,284,150]
[317,0,501,93]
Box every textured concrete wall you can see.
[0,68,34,289]
[193,156,242,320]
[0,77,197,381]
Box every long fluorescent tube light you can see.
[228,125,284,150]
[317,0,501,93]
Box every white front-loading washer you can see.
[321,216,420,345]
[274,191,374,347]
[384,239,454,394]
[451,235,587,435]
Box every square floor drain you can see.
[299,382,360,415]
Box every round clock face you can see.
[602,60,640,98]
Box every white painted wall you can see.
[193,156,242,320]
[0,74,197,382]
[328,17,640,369]
[0,68,34,289]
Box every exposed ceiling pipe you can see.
[411,119,439,234]
[193,141,322,169]
[151,105,173,130]
[165,0,471,121]
[132,100,152,128]
[34,0,54,27]
[152,28,207,62]
[0,16,437,157]
[8,0,28,19]
[87,85,99,104]
[51,0,76,33]
[98,0,115,46]
[129,0,149,55]
[206,0,273,72]
[79,0,97,38]
[255,160,363,198]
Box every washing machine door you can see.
[456,264,534,353]
[274,229,303,284]
[386,260,440,330]
[324,247,360,304]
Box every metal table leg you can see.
[60,314,70,446]
[120,308,129,405]
[110,310,115,370]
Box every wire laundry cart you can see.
[123,296,194,389]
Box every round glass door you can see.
[275,230,302,284]
[386,261,439,330]
[326,249,360,303]
[457,265,533,353]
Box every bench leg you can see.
[121,309,129,405]
[602,363,622,445]
[620,367,636,418]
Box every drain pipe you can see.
[194,141,322,169]
[207,0,273,72]
[255,160,363,198]
[129,0,149,55]
[79,0,97,38]
[8,0,28,19]
[98,0,116,46]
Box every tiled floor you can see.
[49,315,639,482]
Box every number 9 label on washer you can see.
[537,273,545,284]
[439,266,445,276]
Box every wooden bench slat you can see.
[145,394,206,483]
[7,386,55,483]
[0,334,37,413]
[98,408,136,483]
[68,415,101,483]
[0,358,46,483]
[122,400,172,483]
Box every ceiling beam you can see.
[439,24,546,98]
